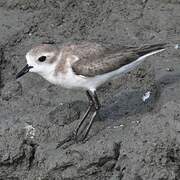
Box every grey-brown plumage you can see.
[16,41,171,142]
[72,43,167,77]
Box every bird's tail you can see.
[135,43,180,57]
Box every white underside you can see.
[45,49,165,92]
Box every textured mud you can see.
[0,0,180,180]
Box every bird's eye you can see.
[38,56,46,62]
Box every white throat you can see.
[37,63,59,84]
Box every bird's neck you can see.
[40,71,59,84]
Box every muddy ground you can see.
[0,0,180,179]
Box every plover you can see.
[16,42,178,141]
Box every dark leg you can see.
[74,91,94,137]
[81,111,97,140]
[81,91,101,140]
[57,91,100,148]
[93,91,101,110]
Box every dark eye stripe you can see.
[38,56,46,62]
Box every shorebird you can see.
[16,42,178,141]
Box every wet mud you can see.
[0,0,180,179]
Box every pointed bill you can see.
[16,64,33,79]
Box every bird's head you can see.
[16,44,59,79]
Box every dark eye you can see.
[38,56,46,62]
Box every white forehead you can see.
[26,53,35,65]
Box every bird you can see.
[16,41,179,141]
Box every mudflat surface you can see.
[0,0,180,179]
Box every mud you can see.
[0,0,180,179]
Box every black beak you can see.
[16,64,33,79]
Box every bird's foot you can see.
[56,132,75,149]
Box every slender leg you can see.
[81,91,101,140]
[81,111,97,140]
[93,91,101,110]
[74,91,94,137]
[57,91,100,147]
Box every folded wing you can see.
[72,43,167,77]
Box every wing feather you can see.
[72,43,167,77]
